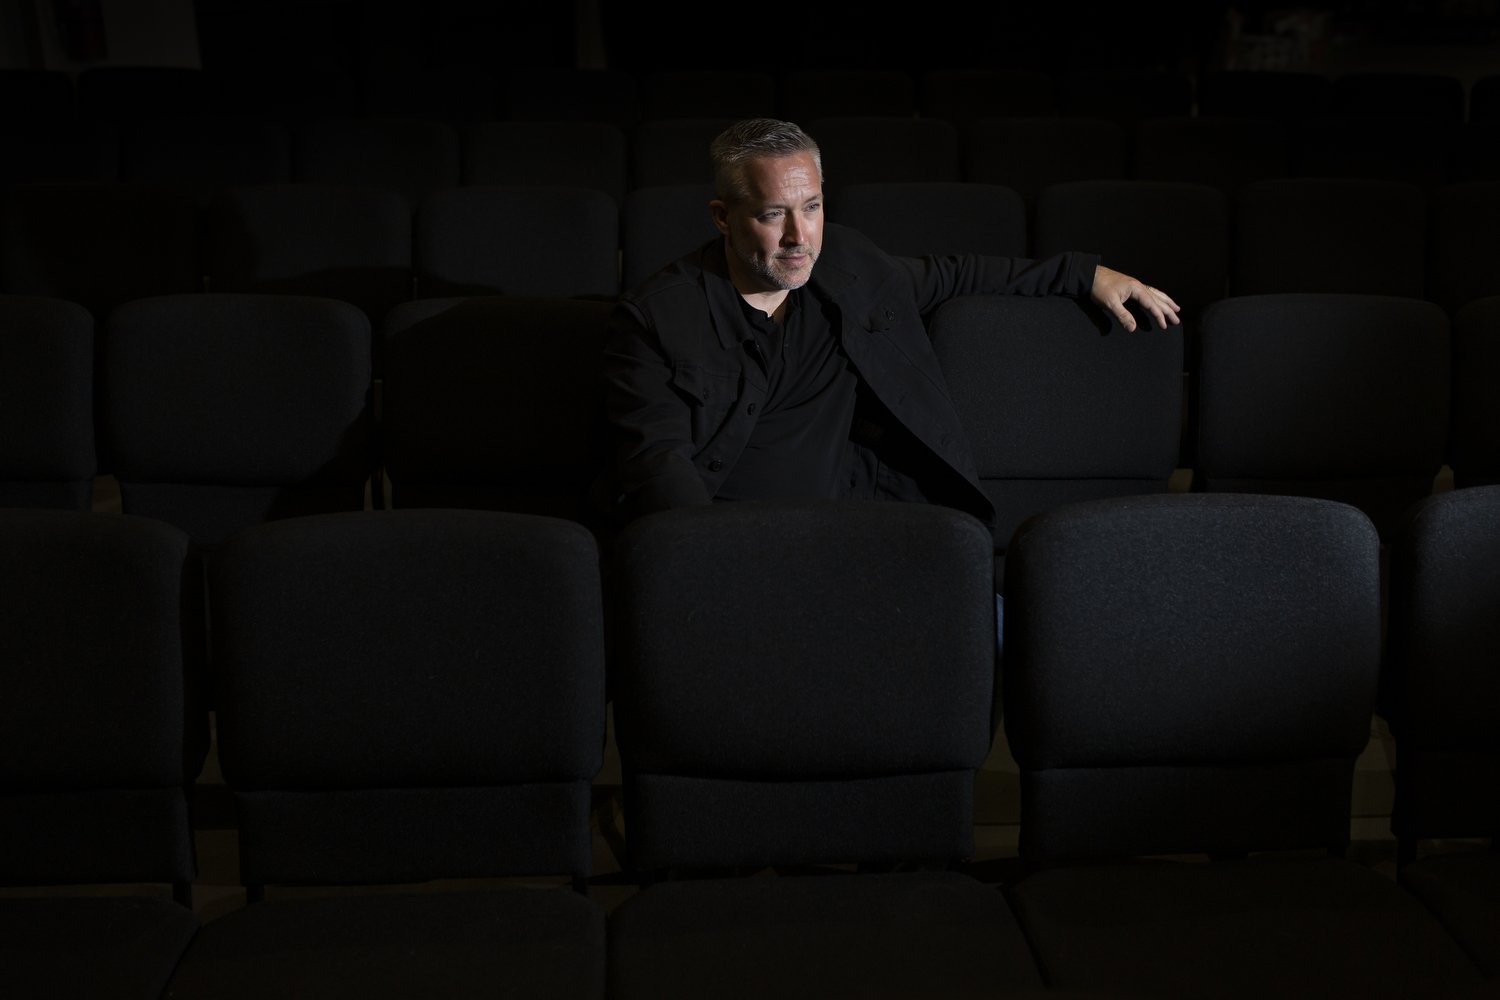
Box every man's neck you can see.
[741,288,790,323]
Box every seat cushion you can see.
[164,887,604,998]
[0,896,199,1000]
[1006,855,1485,998]
[608,870,1042,999]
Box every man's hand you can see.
[1091,265,1181,332]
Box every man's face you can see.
[713,151,824,294]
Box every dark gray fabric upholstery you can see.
[780,70,917,121]
[2,896,200,1000]
[379,295,613,529]
[0,295,95,510]
[636,72,775,123]
[1196,69,1334,121]
[120,114,292,207]
[165,508,608,998]
[929,294,1182,589]
[960,117,1126,207]
[608,872,1038,1000]
[1451,296,1500,488]
[413,185,620,300]
[461,120,628,205]
[292,116,461,211]
[0,509,199,996]
[606,499,1042,997]
[1131,115,1291,198]
[164,888,605,999]
[1429,182,1500,320]
[836,182,1027,258]
[807,116,961,194]
[619,183,716,292]
[101,292,374,546]
[1387,485,1500,977]
[1231,177,1428,297]
[1001,492,1484,997]
[1292,114,1457,188]
[1194,292,1449,538]
[918,68,1059,123]
[0,180,202,320]
[627,118,731,190]
[203,181,414,327]
[1032,178,1231,329]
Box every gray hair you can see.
[710,118,823,204]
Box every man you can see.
[596,117,1180,536]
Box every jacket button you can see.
[708,459,723,472]
[747,402,757,414]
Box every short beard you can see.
[729,238,817,291]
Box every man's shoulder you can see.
[621,240,722,310]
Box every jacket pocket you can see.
[671,362,739,443]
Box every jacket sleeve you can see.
[598,298,713,524]
[897,250,1101,316]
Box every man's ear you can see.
[709,199,729,236]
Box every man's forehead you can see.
[742,153,822,203]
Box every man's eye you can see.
[760,211,782,221]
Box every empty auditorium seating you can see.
[1231,177,1428,298]
[1386,484,1500,979]
[1032,178,1231,329]
[461,119,628,205]
[917,67,1060,124]
[291,115,461,211]
[501,66,640,127]
[0,508,200,997]
[635,70,777,122]
[605,499,1044,998]
[1427,180,1500,317]
[0,295,96,510]
[378,295,614,531]
[960,116,1127,207]
[202,181,414,328]
[1001,492,1486,998]
[806,116,962,194]
[100,292,375,547]
[627,117,729,190]
[119,113,293,207]
[162,508,608,998]
[835,181,1027,258]
[1449,295,1500,489]
[619,182,717,292]
[0,180,203,321]
[412,185,620,300]
[99,291,375,745]
[930,293,1182,590]
[1196,69,1334,122]
[778,68,917,121]
[1291,113,1456,188]
[1193,293,1450,539]
[1131,114,1291,197]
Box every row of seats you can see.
[10,108,1500,198]
[3,490,1496,996]
[6,64,1499,127]
[4,287,1495,556]
[5,174,1500,324]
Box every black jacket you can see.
[596,223,1099,531]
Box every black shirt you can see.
[715,290,861,502]
[714,289,941,507]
